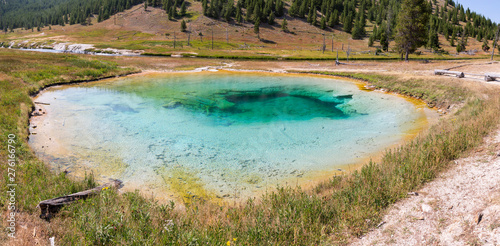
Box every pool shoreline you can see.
[28,68,439,204]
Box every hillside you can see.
[0,0,499,59]
[0,0,496,59]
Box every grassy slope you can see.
[0,49,138,242]
[1,49,500,244]
[0,1,497,61]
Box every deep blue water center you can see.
[163,86,351,123]
[29,72,426,200]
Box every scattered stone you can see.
[421,204,432,213]
[376,221,386,228]
[476,213,483,225]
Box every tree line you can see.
[0,0,144,32]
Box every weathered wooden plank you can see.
[37,179,122,221]
[434,70,465,78]
[485,73,500,82]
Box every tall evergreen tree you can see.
[254,18,260,34]
[343,12,353,33]
[281,18,288,32]
[180,1,187,16]
[427,29,440,52]
[380,31,389,51]
[236,7,243,23]
[181,19,187,32]
[395,0,431,61]
[268,12,275,25]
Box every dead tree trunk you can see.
[331,34,334,52]
[37,180,122,221]
[322,33,326,54]
[187,25,191,46]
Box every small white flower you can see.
[163,219,174,232]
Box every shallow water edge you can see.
[28,70,438,203]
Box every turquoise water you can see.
[29,72,428,200]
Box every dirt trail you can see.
[351,129,500,245]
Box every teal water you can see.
[29,72,429,200]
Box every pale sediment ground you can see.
[351,129,500,246]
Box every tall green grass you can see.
[0,50,138,215]
[1,50,499,245]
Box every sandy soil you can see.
[351,128,500,245]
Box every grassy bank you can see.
[1,50,500,245]
[0,50,138,242]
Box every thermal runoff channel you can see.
[29,72,429,201]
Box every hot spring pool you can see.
[29,71,433,201]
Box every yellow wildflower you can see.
[226,241,231,246]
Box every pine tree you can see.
[268,12,275,25]
[328,13,334,27]
[181,20,187,32]
[180,1,187,16]
[482,38,490,51]
[299,0,307,18]
[380,32,389,51]
[427,30,440,52]
[307,8,314,24]
[254,18,260,34]
[253,4,261,23]
[281,18,288,32]
[456,35,467,53]
[343,12,353,33]
[395,0,431,61]
[169,6,176,19]
[352,18,366,39]
[320,16,326,30]
[236,7,243,23]
[289,0,299,17]
[275,0,284,17]
[368,34,374,46]
[202,0,208,16]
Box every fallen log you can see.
[484,73,500,82]
[34,102,50,105]
[37,179,122,221]
[434,70,465,78]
